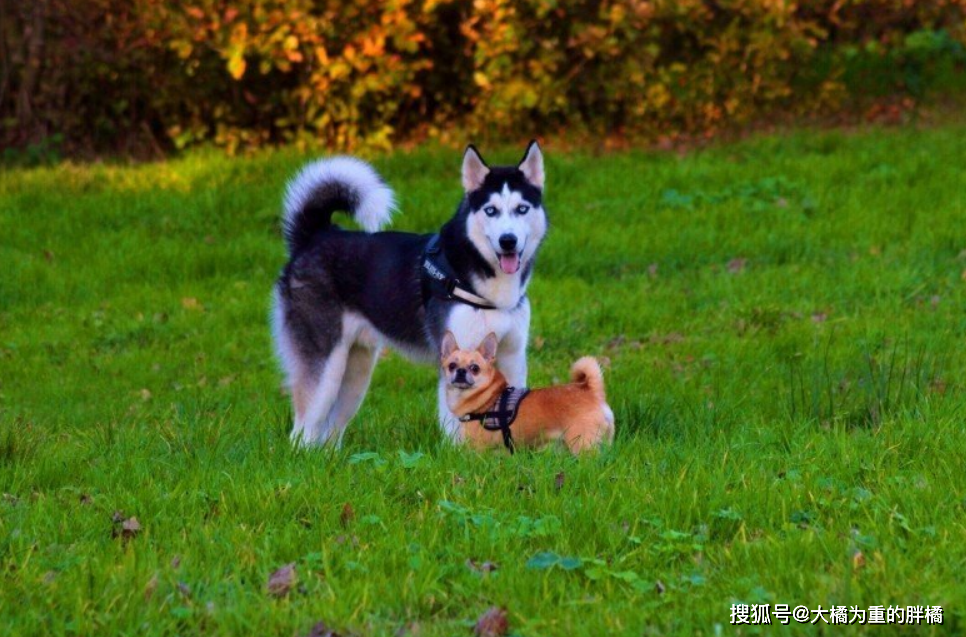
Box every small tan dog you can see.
[441,331,614,454]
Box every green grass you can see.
[2,123,966,636]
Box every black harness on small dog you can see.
[421,234,497,310]
[459,386,530,454]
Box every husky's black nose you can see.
[499,234,518,251]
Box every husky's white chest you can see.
[468,273,525,310]
[445,301,530,351]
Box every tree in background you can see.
[2,0,964,160]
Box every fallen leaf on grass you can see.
[122,517,142,536]
[466,559,498,574]
[727,258,747,274]
[302,621,341,637]
[340,503,355,528]
[852,550,865,569]
[181,297,203,311]
[144,573,158,600]
[112,513,141,540]
[554,471,565,492]
[607,335,626,349]
[394,622,420,636]
[171,555,181,569]
[474,607,509,637]
[655,580,666,595]
[267,563,297,597]
[648,332,685,346]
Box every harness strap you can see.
[496,388,515,453]
[421,234,498,310]
[459,386,530,454]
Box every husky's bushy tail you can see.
[570,356,606,402]
[282,157,396,255]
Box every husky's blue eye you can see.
[516,204,530,215]
[483,205,499,216]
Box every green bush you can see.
[2,0,965,156]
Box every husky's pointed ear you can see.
[478,332,498,362]
[461,145,489,192]
[518,140,544,189]
[441,331,460,359]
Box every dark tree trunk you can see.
[18,0,47,126]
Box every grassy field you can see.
[2,123,965,636]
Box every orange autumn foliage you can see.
[3,0,965,156]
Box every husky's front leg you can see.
[497,339,527,387]
[437,377,463,442]
[497,300,530,387]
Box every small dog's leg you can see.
[564,430,598,454]
[437,379,463,442]
[564,419,612,454]
[602,405,616,443]
[322,344,380,446]
[291,345,350,446]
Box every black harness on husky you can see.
[459,386,530,454]
[421,234,497,310]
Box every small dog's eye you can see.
[448,362,457,372]
[469,364,480,374]
[483,205,498,217]
[516,204,530,215]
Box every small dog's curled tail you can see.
[570,356,606,402]
[282,157,396,255]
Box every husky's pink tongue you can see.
[499,253,521,275]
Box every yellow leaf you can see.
[228,53,246,80]
[181,297,203,311]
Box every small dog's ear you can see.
[441,331,459,359]
[462,145,489,192]
[518,140,544,189]
[478,332,498,362]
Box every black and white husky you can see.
[272,142,548,445]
